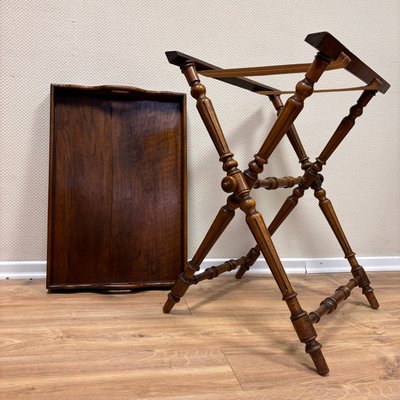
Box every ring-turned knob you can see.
[221,176,237,193]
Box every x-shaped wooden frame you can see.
[163,32,390,375]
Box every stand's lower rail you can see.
[309,279,358,323]
[191,257,247,284]
[187,245,262,284]
[254,176,303,190]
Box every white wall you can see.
[1,0,399,263]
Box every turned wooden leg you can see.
[317,90,376,165]
[269,184,307,235]
[270,95,311,170]
[163,195,240,313]
[313,185,379,309]
[240,194,329,375]
[235,245,260,279]
[244,53,332,187]
[236,183,307,279]
[237,55,331,278]
[237,91,315,280]
[164,60,245,313]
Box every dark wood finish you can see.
[241,197,329,376]
[164,55,330,376]
[317,90,376,164]
[235,245,260,279]
[191,257,248,284]
[163,195,239,313]
[256,79,381,95]
[244,52,332,186]
[309,279,358,323]
[313,184,379,309]
[236,93,311,280]
[270,186,307,234]
[164,32,389,376]
[197,51,350,78]
[254,176,303,190]
[47,85,187,290]
[163,59,241,313]
[166,51,279,93]
[270,95,311,169]
[305,32,390,93]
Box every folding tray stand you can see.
[163,32,390,375]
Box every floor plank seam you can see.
[221,347,245,392]
[183,297,192,316]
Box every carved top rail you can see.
[166,32,390,95]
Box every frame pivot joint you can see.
[221,172,250,196]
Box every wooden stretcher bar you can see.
[256,78,382,96]
[197,52,351,78]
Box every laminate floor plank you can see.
[0,273,399,399]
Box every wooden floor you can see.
[1,272,399,399]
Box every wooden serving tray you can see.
[47,85,186,290]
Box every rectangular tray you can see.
[47,85,186,290]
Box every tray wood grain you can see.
[47,85,186,290]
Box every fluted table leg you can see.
[313,185,379,309]
[239,193,329,376]
[163,196,239,313]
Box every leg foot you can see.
[235,245,260,279]
[163,292,180,314]
[314,186,379,310]
[163,272,192,313]
[351,265,379,309]
[290,305,329,376]
[306,342,329,376]
[363,287,379,309]
[163,196,239,313]
[241,195,329,375]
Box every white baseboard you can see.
[0,261,47,279]
[305,256,400,273]
[201,256,400,274]
[1,257,399,279]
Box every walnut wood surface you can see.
[47,85,187,290]
[256,79,381,95]
[166,51,279,93]
[167,32,389,94]
[164,57,331,375]
[254,176,303,189]
[164,31,389,376]
[305,32,390,93]
[197,51,351,78]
